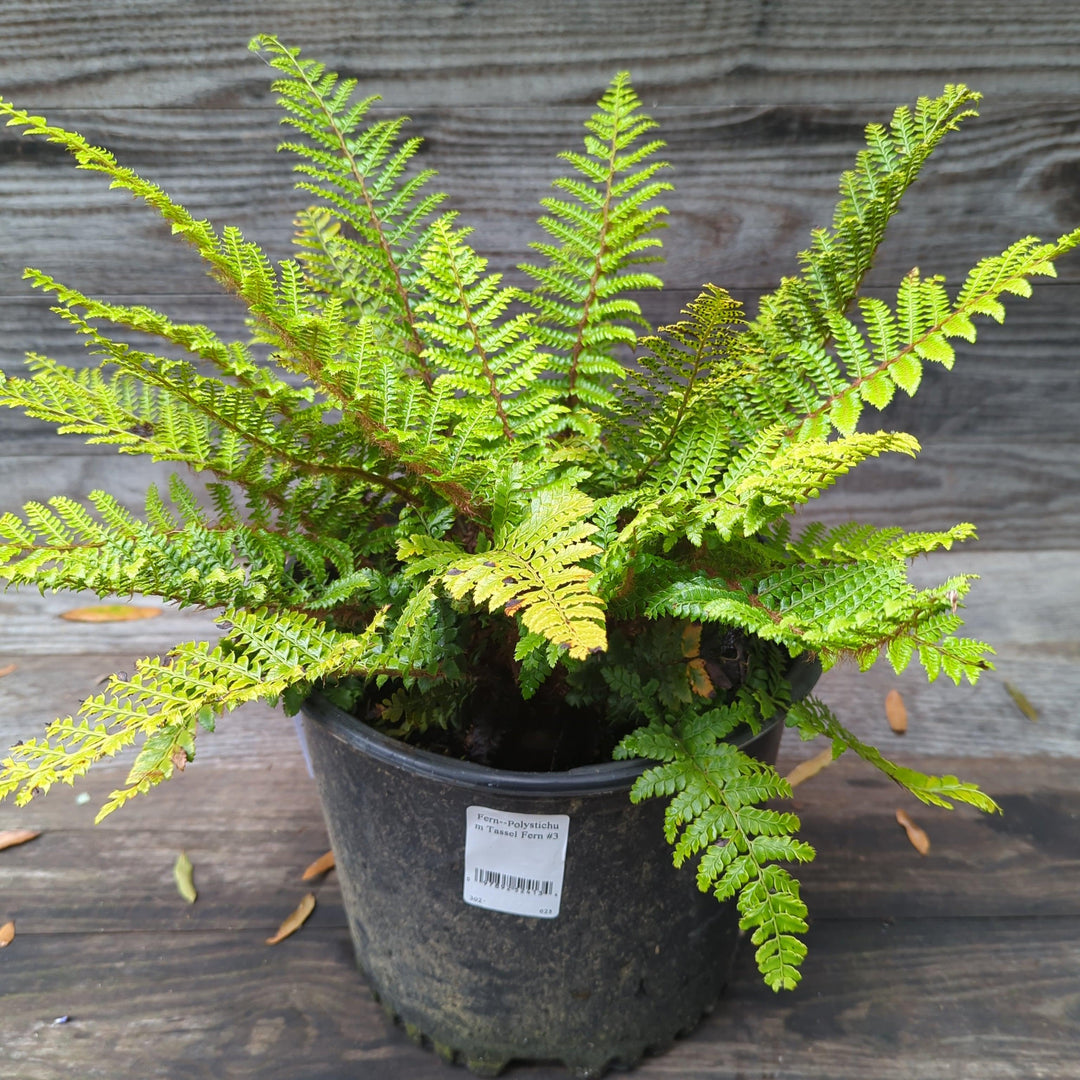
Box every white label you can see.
[463,806,570,918]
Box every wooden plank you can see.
[803,439,1080,550]
[2,103,1079,298]
[0,590,220,657]
[4,437,1078,549]
[695,917,1080,1080]
[2,754,1077,935]
[0,906,1076,1077]
[807,653,1080,760]
[0,454,196,521]
[2,0,1079,108]
[2,546,1079,765]
[4,282,1079,444]
[4,643,1078,778]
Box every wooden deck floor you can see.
[2,553,1078,1080]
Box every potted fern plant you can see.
[2,37,1077,1077]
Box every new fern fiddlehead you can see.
[2,41,1077,990]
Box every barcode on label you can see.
[464,805,569,917]
[472,867,554,896]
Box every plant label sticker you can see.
[463,806,570,918]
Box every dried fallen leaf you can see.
[784,747,835,790]
[885,688,908,734]
[0,663,16,678]
[266,893,316,945]
[60,604,161,623]
[895,808,930,855]
[1004,681,1039,723]
[0,921,14,948]
[681,623,702,658]
[0,829,40,852]
[174,851,197,904]
[301,850,336,882]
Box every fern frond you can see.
[615,285,743,487]
[251,34,448,381]
[646,560,993,678]
[615,700,815,991]
[711,431,920,539]
[400,489,607,659]
[0,608,387,819]
[0,481,371,611]
[415,217,564,443]
[519,71,672,427]
[787,521,976,563]
[786,696,1000,812]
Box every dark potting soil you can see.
[358,623,756,773]
[405,689,623,773]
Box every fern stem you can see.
[442,248,516,443]
[286,57,433,387]
[787,275,1023,438]
[565,116,621,412]
[632,345,711,487]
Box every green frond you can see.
[609,285,744,487]
[0,608,387,819]
[519,71,672,428]
[616,696,814,991]
[711,431,920,539]
[250,34,448,379]
[786,696,1000,812]
[787,521,977,563]
[415,217,565,443]
[437,490,607,660]
[645,559,993,679]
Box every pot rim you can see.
[300,654,820,797]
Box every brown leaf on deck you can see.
[301,850,336,881]
[1004,681,1039,722]
[0,921,14,948]
[0,663,16,678]
[174,851,197,904]
[885,688,908,734]
[60,604,162,623]
[0,829,41,852]
[895,808,930,855]
[266,893,316,945]
[784,747,835,790]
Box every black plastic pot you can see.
[300,657,818,1078]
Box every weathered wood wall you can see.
[3,9,1080,1078]
[2,0,1079,548]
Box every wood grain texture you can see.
[3,437,1077,549]
[2,755,1077,935]
[1,559,1078,1079]
[2,7,1078,559]
[1,9,1078,1078]
[2,103,1078,298]
[5,284,1079,443]
[2,919,1078,1079]
[2,0,1080,108]
[1,757,1078,1079]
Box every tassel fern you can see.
[1,41,1077,991]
